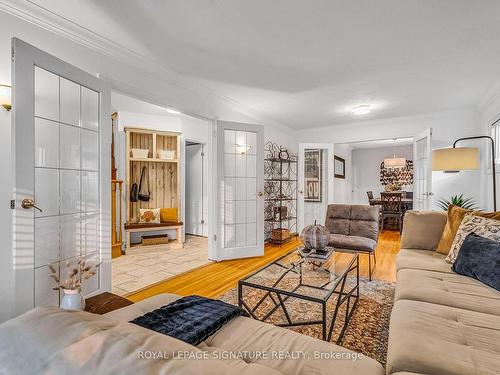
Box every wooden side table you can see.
[85,292,133,315]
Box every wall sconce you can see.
[236,144,251,154]
[0,84,12,111]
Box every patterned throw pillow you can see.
[446,214,500,263]
[139,208,161,224]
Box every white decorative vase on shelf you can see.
[60,289,85,311]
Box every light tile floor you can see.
[112,235,210,296]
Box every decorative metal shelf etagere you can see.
[264,142,298,244]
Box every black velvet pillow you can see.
[453,233,500,291]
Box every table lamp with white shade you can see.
[432,136,495,211]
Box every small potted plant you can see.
[49,257,101,311]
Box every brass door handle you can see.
[257,192,263,197]
[21,198,43,212]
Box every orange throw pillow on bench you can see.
[436,205,500,254]
[160,207,178,222]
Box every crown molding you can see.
[0,0,294,131]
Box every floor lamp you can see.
[432,136,496,211]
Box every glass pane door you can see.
[34,67,101,306]
[216,121,264,260]
[413,129,432,210]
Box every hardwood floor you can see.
[126,230,401,303]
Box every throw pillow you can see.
[446,214,500,263]
[436,205,471,254]
[453,233,500,292]
[436,205,500,254]
[139,208,161,224]
[160,207,178,222]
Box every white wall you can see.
[297,109,484,210]
[333,143,353,204]
[351,145,413,204]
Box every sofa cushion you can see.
[400,210,447,251]
[395,268,500,316]
[207,313,384,375]
[0,306,265,375]
[453,233,500,292]
[386,300,500,375]
[329,234,377,252]
[396,249,453,274]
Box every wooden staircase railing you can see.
[112,179,124,258]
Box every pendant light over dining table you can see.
[384,139,406,169]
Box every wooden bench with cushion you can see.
[124,221,183,250]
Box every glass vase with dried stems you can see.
[49,257,101,310]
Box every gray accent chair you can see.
[325,204,380,280]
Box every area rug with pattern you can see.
[218,276,395,366]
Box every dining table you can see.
[370,197,413,210]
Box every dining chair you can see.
[381,192,404,233]
[367,191,374,205]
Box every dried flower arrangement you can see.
[49,257,101,291]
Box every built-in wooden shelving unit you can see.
[125,128,181,224]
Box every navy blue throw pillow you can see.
[453,233,500,291]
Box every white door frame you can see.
[11,38,111,316]
[413,128,433,210]
[298,143,335,232]
[214,121,265,261]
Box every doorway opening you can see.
[110,92,212,297]
[334,137,415,231]
[185,141,207,237]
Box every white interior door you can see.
[11,39,111,316]
[413,128,433,210]
[215,121,264,260]
[298,143,334,232]
[185,143,205,236]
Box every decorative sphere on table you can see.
[300,220,330,251]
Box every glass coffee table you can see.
[238,248,359,343]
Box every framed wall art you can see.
[334,155,345,179]
[304,149,322,202]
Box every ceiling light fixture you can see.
[384,139,406,169]
[166,107,181,115]
[0,84,11,111]
[352,104,372,116]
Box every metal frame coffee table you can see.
[238,249,359,343]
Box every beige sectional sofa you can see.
[0,293,383,374]
[387,210,500,375]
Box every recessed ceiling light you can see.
[352,105,373,116]
[166,108,181,115]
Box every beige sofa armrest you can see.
[401,210,447,251]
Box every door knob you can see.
[257,191,263,197]
[21,198,43,212]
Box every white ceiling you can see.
[26,0,500,129]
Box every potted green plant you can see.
[435,194,478,211]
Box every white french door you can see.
[215,121,264,260]
[11,39,111,316]
[298,143,334,232]
[413,128,433,210]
